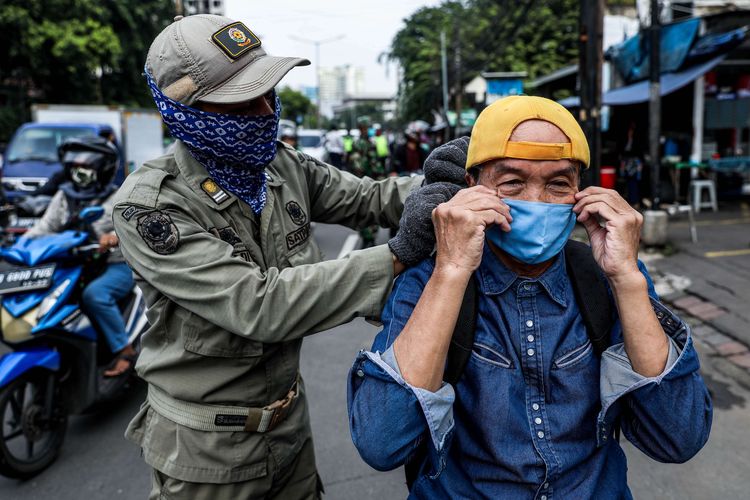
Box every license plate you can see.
[0,264,57,294]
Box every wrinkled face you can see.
[467,119,581,204]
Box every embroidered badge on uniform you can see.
[286,223,311,250]
[218,227,242,245]
[201,178,230,204]
[211,22,261,59]
[285,201,307,226]
[121,205,140,221]
[136,211,180,255]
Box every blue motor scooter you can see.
[0,207,147,478]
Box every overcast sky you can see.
[225,0,443,94]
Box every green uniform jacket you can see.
[112,141,419,484]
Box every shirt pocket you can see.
[471,342,514,369]
[183,315,263,358]
[552,339,593,369]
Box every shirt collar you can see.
[477,243,569,307]
[173,140,284,211]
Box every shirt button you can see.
[543,482,549,489]
[527,348,535,356]
[526,320,534,328]
[356,369,365,378]
[541,495,548,500]
[527,334,535,342]
[535,417,542,425]
[532,403,540,411]
[537,431,545,438]
[523,283,531,290]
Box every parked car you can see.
[297,129,326,162]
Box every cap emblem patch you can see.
[212,22,261,59]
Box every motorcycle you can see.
[0,206,147,478]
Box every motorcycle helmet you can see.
[58,136,118,195]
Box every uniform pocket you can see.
[553,339,593,369]
[471,342,514,369]
[183,318,263,358]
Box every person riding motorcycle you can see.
[24,136,136,377]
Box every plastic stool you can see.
[689,180,718,213]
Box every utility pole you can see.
[453,22,463,137]
[648,0,662,206]
[578,0,604,187]
[290,35,345,129]
[441,31,450,141]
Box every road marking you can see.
[337,234,360,259]
[705,249,750,258]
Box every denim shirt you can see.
[348,245,712,499]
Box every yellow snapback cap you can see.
[465,95,590,170]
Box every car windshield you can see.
[5,126,94,163]
[298,135,322,148]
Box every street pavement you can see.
[2,216,750,499]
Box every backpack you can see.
[404,239,615,490]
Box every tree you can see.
[0,0,173,139]
[387,0,580,123]
[277,86,312,124]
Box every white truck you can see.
[31,104,164,176]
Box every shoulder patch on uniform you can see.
[201,178,230,204]
[286,223,311,250]
[120,205,140,222]
[285,201,307,226]
[136,211,180,255]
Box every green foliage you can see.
[0,0,173,139]
[388,0,580,122]
[278,86,312,122]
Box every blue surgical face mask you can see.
[486,199,577,265]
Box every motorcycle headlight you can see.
[37,279,70,320]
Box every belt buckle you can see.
[263,378,300,432]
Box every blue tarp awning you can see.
[604,54,726,105]
[558,54,726,108]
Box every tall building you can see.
[318,65,365,117]
[183,0,225,16]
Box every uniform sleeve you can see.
[113,203,396,344]
[25,191,67,238]
[597,261,713,462]
[298,151,422,228]
[348,260,455,472]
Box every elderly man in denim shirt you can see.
[347,96,712,499]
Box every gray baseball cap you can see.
[146,14,310,106]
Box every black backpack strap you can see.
[405,272,478,490]
[564,240,613,356]
[444,273,479,385]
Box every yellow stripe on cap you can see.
[504,141,573,161]
[466,95,590,170]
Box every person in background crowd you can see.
[374,128,390,174]
[324,124,345,169]
[393,132,428,175]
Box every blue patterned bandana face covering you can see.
[145,70,281,214]
[486,199,577,265]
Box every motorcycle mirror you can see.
[79,206,105,224]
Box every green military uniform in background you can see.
[347,118,384,248]
[113,141,418,499]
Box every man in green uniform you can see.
[112,14,451,499]
[347,117,384,248]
